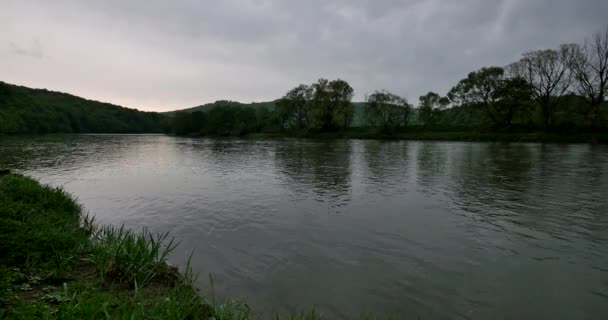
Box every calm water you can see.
[1,135,608,319]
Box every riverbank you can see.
[3,130,608,144]
[0,173,320,319]
[0,172,209,319]
[218,130,608,144]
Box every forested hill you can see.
[164,100,278,114]
[0,81,166,134]
[166,100,371,127]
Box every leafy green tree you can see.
[493,77,534,128]
[364,90,410,131]
[190,111,207,133]
[448,67,533,129]
[275,84,313,130]
[310,78,354,131]
[418,92,449,129]
[171,112,195,135]
[197,104,258,136]
[255,106,278,132]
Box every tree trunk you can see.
[590,102,601,130]
[540,98,553,130]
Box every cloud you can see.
[9,39,43,59]
[1,0,607,111]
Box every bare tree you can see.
[571,26,608,127]
[508,44,577,128]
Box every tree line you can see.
[169,26,607,136]
[0,82,166,134]
[1,27,605,136]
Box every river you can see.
[1,134,607,319]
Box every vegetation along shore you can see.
[1,27,607,142]
[0,172,327,319]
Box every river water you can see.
[1,135,607,319]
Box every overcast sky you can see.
[2,0,607,112]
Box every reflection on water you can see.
[1,135,607,319]
[275,140,352,209]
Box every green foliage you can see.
[418,92,449,129]
[0,174,201,319]
[493,77,535,128]
[210,104,257,136]
[168,79,356,136]
[1,174,419,319]
[310,78,354,131]
[275,84,313,130]
[0,174,88,269]
[4,25,608,136]
[87,226,178,287]
[448,67,534,129]
[0,81,166,134]
[150,284,205,319]
[170,110,211,135]
[165,100,276,115]
[0,266,17,305]
[203,298,251,320]
[169,102,260,136]
[4,281,205,320]
[364,90,411,131]
[163,28,607,136]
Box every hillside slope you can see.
[166,100,373,126]
[164,100,278,115]
[0,82,166,134]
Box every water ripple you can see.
[1,136,607,319]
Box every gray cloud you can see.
[9,39,43,59]
[1,0,607,111]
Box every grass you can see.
[87,225,178,287]
[0,172,376,319]
[0,172,416,319]
[0,172,206,319]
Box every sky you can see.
[1,0,607,112]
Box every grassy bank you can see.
[0,173,324,319]
[246,129,608,143]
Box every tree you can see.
[448,67,504,125]
[0,81,166,134]
[255,106,276,132]
[493,77,534,128]
[508,44,577,129]
[448,67,532,129]
[275,84,313,130]
[571,26,608,127]
[190,111,207,134]
[311,78,354,131]
[418,92,449,129]
[171,111,195,135]
[364,90,410,131]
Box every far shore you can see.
[177,130,608,144]
[3,130,608,144]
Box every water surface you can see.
[1,135,607,319]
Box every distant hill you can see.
[166,100,370,126]
[164,100,278,115]
[0,81,166,134]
